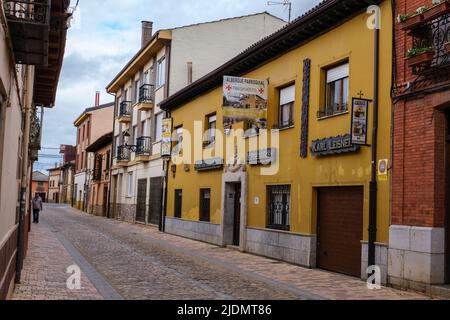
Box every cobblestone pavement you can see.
[14,205,430,300]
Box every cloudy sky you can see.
[37,0,321,171]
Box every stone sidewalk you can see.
[12,220,104,300]
[11,205,432,300]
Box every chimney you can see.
[141,21,153,48]
[95,91,100,106]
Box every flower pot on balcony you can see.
[400,14,424,31]
[445,41,450,54]
[423,1,450,22]
[406,51,435,68]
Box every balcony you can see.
[116,145,130,166]
[135,136,152,162]
[3,0,51,65]
[136,84,155,111]
[118,101,132,123]
[403,8,450,75]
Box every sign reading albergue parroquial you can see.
[161,118,173,157]
[351,98,370,145]
[223,76,268,130]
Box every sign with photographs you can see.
[161,118,173,157]
[223,76,268,130]
[351,98,370,145]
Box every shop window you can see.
[199,188,211,222]
[267,185,291,231]
[174,189,182,218]
[320,62,349,118]
[278,85,295,128]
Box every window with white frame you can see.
[157,57,166,88]
[134,79,140,104]
[279,85,295,128]
[127,172,134,197]
[324,62,349,117]
[205,114,216,146]
[155,113,163,142]
[173,126,183,154]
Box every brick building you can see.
[390,0,450,292]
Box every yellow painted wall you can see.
[167,1,392,244]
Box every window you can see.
[86,121,90,141]
[155,113,163,142]
[173,126,183,154]
[205,114,216,146]
[323,63,349,117]
[267,185,291,231]
[174,189,182,218]
[144,70,150,85]
[133,125,138,146]
[279,85,295,128]
[106,151,111,171]
[141,119,147,137]
[127,172,134,197]
[199,188,211,222]
[134,80,140,104]
[114,136,119,157]
[157,57,166,88]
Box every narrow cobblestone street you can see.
[12,205,430,300]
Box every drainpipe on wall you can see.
[368,23,380,274]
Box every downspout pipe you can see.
[106,91,117,219]
[368,23,380,272]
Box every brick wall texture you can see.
[392,0,449,228]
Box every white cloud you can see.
[40,0,321,170]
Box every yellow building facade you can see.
[161,0,392,281]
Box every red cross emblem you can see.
[258,87,265,95]
[226,84,232,92]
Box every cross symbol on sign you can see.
[258,87,265,95]
[226,85,232,92]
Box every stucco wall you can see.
[169,13,286,95]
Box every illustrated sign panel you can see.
[311,134,360,157]
[351,98,369,145]
[378,159,389,182]
[223,76,268,130]
[161,118,173,157]
[247,148,277,165]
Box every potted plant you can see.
[398,6,428,30]
[406,47,435,67]
[423,0,450,22]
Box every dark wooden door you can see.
[136,179,147,223]
[317,187,363,277]
[233,184,241,246]
[148,177,163,225]
[200,189,211,222]
[103,186,108,217]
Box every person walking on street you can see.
[32,194,43,224]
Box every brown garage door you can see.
[317,186,363,277]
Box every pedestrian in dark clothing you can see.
[32,195,43,224]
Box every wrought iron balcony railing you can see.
[29,106,42,151]
[3,0,51,65]
[410,12,450,74]
[139,84,155,104]
[119,101,132,118]
[117,145,131,162]
[136,136,152,156]
[4,0,50,25]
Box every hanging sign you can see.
[161,118,173,157]
[378,159,389,181]
[223,76,268,130]
[350,98,370,145]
